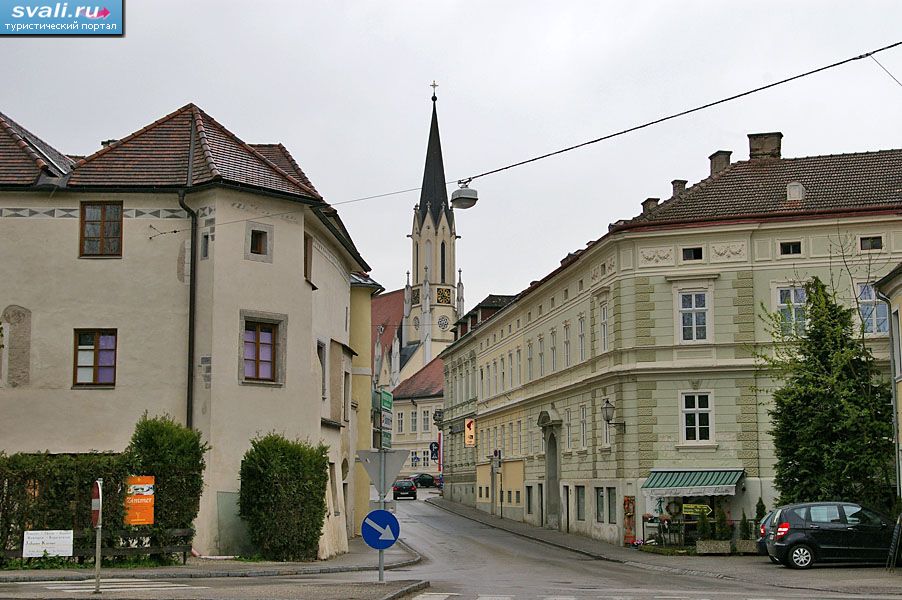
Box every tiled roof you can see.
[251,144,319,196]
[0,111,72,184]
[68,104,321,199]
[623,149,902,228]
[392,357,444,399]
[372,289,405,361]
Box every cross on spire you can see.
[430,80,438,101]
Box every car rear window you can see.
[809,504,842,524]
[395,480,412,487]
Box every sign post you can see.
[357,447,408,583]
[91,478,102,595]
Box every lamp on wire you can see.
[601,399,625,429]
[451,179,478,210]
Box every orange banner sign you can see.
[124,476,155,525]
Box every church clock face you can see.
[413,317,420,330]
[436,287,452,305]
[437,315,450,331]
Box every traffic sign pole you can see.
[378,444,385,582]
[92,478,102,594]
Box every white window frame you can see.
[858,233,885,253]
[517,420,522,455]
[500,357,506,392]
[527,343,533,380]
[515,349,521,386]
[857,282,889,335]
[397,411,404,434]
[538,337,545,377]
[579,404,587,448]
[578,316,586,362]
[501,424,506,453]
[676,288,711,344]
[423,409,430,432]
[550,330,557,372]
[565,408,572,450]
[599,303,609,353]
[508,351,513,388]
[411,409,418,433]
[777,238,804,258]
[564,325,571,368]
[680,391,714,444]
[775,284,807,335]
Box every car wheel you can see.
[786,544,815,569]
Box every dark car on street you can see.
[392,479,417,500]
[766,501,894,569]
[757,510,777,560]
[409,473,435,488]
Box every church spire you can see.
[417,85,453,229]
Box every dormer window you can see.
[786,181,805,202]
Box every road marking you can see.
[17,579,208,593]
[410,594,457,600]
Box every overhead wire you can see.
[870,55,902,89]
[147,40,902,240]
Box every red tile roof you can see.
[0,111,72,184]
[371,289,405,362]
[251,143,319,196]
[622,149,902,229]
[68,104,321,199]
[392,357,444,399]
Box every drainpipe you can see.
[877,291,901,500]
[179,120,198,430]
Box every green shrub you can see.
[125,413,209,550]
[696,511,711,540]
[239,434,329,561]
[755,497,767,523]
[739,510,753,540]
[715,505,732,541]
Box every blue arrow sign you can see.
[361,509,400,550]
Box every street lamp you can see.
[451,180,478,209]
[601,399,625,429]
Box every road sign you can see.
[380,411,393,430]
[682,503,712,516]
[429,441,439,461]
[91,480,102,528]
[357,449,410,497]
[362,509,399,550]
[465,418,476,447]
[380,390,393,411]
[381,429,392,449]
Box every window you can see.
[304,233,313,281]
[607,487,617,523]
[682,247,703,261]
[422,450,430,467]
[538,338,545,376]
[244,322,276,381]
[423,409,430,432]
[679,292,708,342]
[777,286,807,334]
[508,352,513,388]
[343,372,351,422]
[599,303,609,352]
[564,325,571,367]
[397,411,404,433]
[579,279,584,292]
[493,361,498,394]
[500,358,505,391]
[563,288,569,301]
[579,405,587,448]
[517,420,522,455]
[595,487,605,522]
[200,232,210,259]
[526,487,533,513]
[578,317,585,361]
[780,241,802,255]
[480,367,484,398]
[515,490,521,505]
[538,304,543,316]
[860,236,883,251]
[576,486,586,520]
[73,329,117,385]
[550,331,557,371]
[565,408,572,450]
[602,406,612,447]
[858,283,888,334]
[527,343,533,380]
[250,230,267,255]
[550,296,555,309]
[479,486,483,499]
[515,349,521,385]
[493,427,498,451]
[501,424,506,453]
[507,490,512,503]
[317,341,327,397]
[682,392,712,442]
[411,410,418,433]
[809,504,841,524]
[80,202,122,257]
[509,421,514,453]
[843,504,881,526]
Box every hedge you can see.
[239,434,329,561]
[0,414,207,564]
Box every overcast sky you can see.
[3,1,902,307]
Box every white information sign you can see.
[23,530,74,558]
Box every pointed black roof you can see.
[417,97,453,229]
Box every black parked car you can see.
[392,479,417,500]
[757,510,777,561]
[409,473,435,488]
[766,501,894,568]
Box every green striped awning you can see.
[642,469,744,498]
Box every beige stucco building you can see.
[876,263,902,501]
[391,357,444,478]
[442,132,902,546]
[0,105,376,557]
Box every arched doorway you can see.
[537,408,562,530]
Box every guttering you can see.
[180,123,199,430]
[877,290,902,500]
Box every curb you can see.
[424,498,899,596]
[380,579,429,600]
[0,541,422,583]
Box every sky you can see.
[3,1,902,308]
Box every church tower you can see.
[402,89,463,366]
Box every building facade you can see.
[441,132,902,545]
[0,105,374,557]
[390,357,444,478]
[876,263,902,502]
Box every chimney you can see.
[748,132,782,160]
[709,150,732,175]
[671,179,687,197]
[641,197,659,214]
[101,139,118,148]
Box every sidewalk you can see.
[0,537,420,582]
[427,496,902,597]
